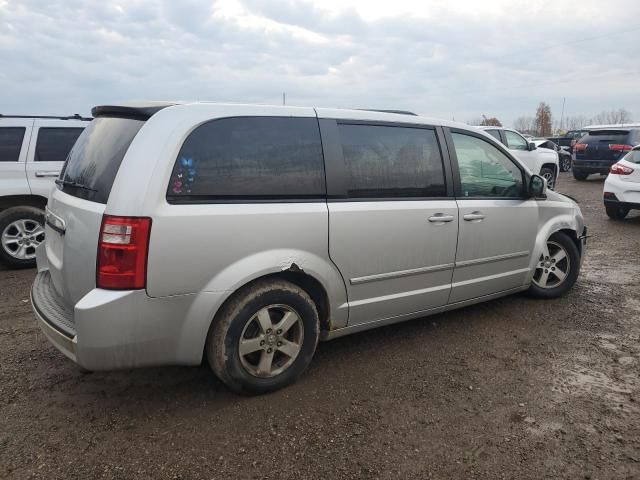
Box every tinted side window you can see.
[0,127,26,162]
[338,124,446,198]
[35,127,84,162]
[504,130,528,150]
[485,129,502,142]
[168,117,325,201]
[451,132,523,198]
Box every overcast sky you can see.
[1,0,639,125]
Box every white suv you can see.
[480,127,559,189]
[0,115,90,268]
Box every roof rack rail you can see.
[0,114,92,121]
[359,109,418,116]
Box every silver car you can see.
[32,103,587,394]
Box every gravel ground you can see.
[1,172,639,479]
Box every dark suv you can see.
[573,128,640,180]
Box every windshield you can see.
[59,117,145,203]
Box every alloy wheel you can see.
[238,304,304,378]
[542,170,555,189]
[533,240,570,289]
[1,219,45,260]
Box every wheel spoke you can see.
[551,268,567,282]
[552,249,566,263]
[277,339,301,358]
[274,311,299,335]
[537,270,550,287]
[541,244,550,260]
[239,336,264,356]
[256,350,275,376]
[255,308,272,333]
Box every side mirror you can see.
[528,142,537,151]
[529,174,546,198]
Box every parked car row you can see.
[0,114,90,268]
[532,138,572,172]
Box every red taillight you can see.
[97,215,151,290]
[609,144,633,152]
[575,143,587,152]
[609,163,634,175]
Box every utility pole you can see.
[282,92,286,106]
[559,97,566,133]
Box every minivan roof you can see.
[90,101,470,130]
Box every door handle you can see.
[428,213,455,223]
[35,171,61,178]
[463,211,486,222]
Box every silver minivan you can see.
[32,103,587,394]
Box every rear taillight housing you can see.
[97,215,152,290]
[609,163,634,175]
[575,143,587,152]
[609,144,633,152]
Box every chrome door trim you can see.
[35,171,61,178]
[454,250,529,268]
[350,262,455,285]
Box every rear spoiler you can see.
[91,103,177,120]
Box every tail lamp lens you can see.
[609,144,633,152]
[575,143,587,152]
[609,163,634,175]
[97,215,151,290]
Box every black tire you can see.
[207,279,320,395]
[605,204,629,220]
[573,170,589,181]
[0,206,45,269]
[528,232,580,299]
[559,156,572,172]
[540,167,556,190]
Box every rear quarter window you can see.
[167,117,325,202]
[0,127,26,162]
[35,127,84,162]
[60,117,145,203]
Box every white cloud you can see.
[0,0,639,125]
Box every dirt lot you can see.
[1,172,639,479]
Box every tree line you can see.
[469,104,633,137]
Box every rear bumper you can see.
[31,269,228,371]
[572,162,611,174]
[604,174,640,209]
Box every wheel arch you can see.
[0,195,48,213]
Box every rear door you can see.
[0,119,32,196]
[321,118,458,326]
[446,128,537,303]
[25,119,86,198]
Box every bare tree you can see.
[480,116,502,127]
[535,102,553,137]
[514,116,535,134]
[565,115,589,130]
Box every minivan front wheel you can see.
[528,232,580,299]
[207,279,320,394]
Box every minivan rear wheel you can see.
[207,279,320,394]
[0,207,45,269]
[528,232,580,299]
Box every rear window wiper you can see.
[54,178,97,192]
